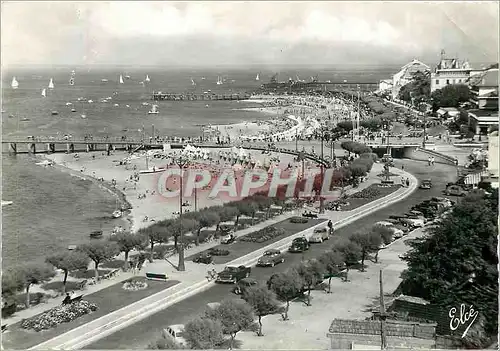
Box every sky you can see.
[1,1,499,69]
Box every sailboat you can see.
[145,74,151,82]
[48,78,55,89]
[216,76,223,85]
[11,77,19,89]
[119,75,124,84]
[191,78,196,86]
[69,77,75,86]
[41,88,46,97]
[255,74,260,81]
[148,105,159,114]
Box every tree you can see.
[431,84,470,109]
[350,232,383,271]
[218,205,240,229]
[371,225,394,261]
[170,218,198,251]
[398,71,431,103]
[319,251,345,293]
[77,241,120,282]
[147,337,183,349]
[242,285,281,336]
[46,251,90,293]
[183,317,224,349]
[204,299,254,350]
[295,260,324,306]
[2,268,25,298]
[193,211,220,246]
[138,226,170,262]
[109,232,145,270]
[19,263,55,308]
[267,271,303,320]
[332,239,362,281]
[400,191,498,346]
[236,201,259,224]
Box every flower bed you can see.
[123,278,148,291]
[21,300,98,332]
[208,248,230,256]
[239,226,286,243]
[290,216,309,224]
[349,186,381,199]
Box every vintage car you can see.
[309,227,330,243]
[444,184,469,197]
[232,277,258,295]
[419,179,433,189]
[257,249,285,267]
[289,237,310,253]
[215,265,251,284]
[374,221,404,239]
[220,233,236,244]
[192,252,214,264]
[162,324,187,347]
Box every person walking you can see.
[431,157,435,166]
[428,157,432,166]
[327,220,333,234]
[406,178,410,187]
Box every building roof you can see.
[328,319,436,339]
[395,294,430,305]
[468,68,499,87]
[436,58,470,70]
[401,59,430,71]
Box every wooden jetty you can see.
[152,92,251,101]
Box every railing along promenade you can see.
[152,92,252,101]
[1,136,331,166]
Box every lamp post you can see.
[319,125,325,214]
[172,152,193,272]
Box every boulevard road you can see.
[87,159,458,349]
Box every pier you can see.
[152,92,252,101]
[261,81,379,92]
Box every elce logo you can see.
[449,304,479,338]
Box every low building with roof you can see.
[326,318,437,349]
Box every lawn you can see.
[2,278,179,350]
[339,184,402,211]
[187,218,326,265]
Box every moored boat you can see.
[148,105,159,114]
[112,210,122,218]
[90,230,103,238]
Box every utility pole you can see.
[357,86,360,141]
[295,127,298,152]
[379,270,387,350]
[319,126,325,214]
[152,124,155,143]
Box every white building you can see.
[391,59,430,100]
[430,53,475,93]
[488,132,498,188]
[378,79,393,93]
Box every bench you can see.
[76,280,87,290]
[146,272,168,281]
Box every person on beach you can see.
[406,178,410,187]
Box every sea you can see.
[1,66,395,267]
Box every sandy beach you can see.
[42,94,349,235]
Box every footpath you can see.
[22,163,417,350]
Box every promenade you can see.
[5,164,420,350]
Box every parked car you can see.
[232,277,258,295]
[216,265,251,283]
[374,221,404,239]
[309,227,330,243]
[257,249,285,267]
[221,233,236,244]
[399,217,425,228]
[419,179,432,189]
[162,325,187,347]
[192,252,213,264]
[289,237,310,252]
[444,184,469,197]
[381,153,394,165]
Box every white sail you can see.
[216,76,223,85]
[145,75,150,82]
[11,77,19,89]
[119,75,124,84]
[48,78,55,89]
[191,78,196,86]
[41,88,46,97]
[69,77,75,86]
[256,74,259,81]
[148,105,159,114]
